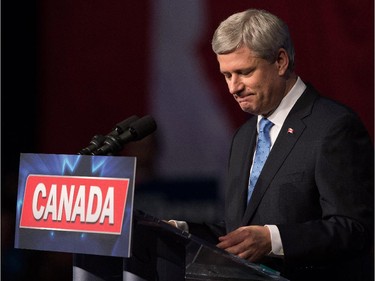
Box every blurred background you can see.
[2,0,373,280]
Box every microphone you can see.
[92,115,157,155]
[79,115,139,155]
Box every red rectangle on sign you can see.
[20,175,129,234]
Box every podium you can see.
[73,210,289,281]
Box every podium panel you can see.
[73,211,289,281]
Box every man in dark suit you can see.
[175,8,374,281]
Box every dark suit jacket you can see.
[189,84,374,281]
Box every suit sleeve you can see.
[278,111,374,264]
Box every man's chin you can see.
[240,105,257,115]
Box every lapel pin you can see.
[287,128,294,134]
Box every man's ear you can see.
[276,48,289,76]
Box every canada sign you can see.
[15,153,136,257]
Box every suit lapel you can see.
[241,87,318,225]
[232,117,258,223]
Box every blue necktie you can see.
[248,118,274,203]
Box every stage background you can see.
[2,1,373,280]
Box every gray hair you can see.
[212,9,295,71]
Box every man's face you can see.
[217,46,288,116]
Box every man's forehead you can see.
[217,47,261,71]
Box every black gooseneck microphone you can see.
[92,115,157,156]
[79,115,139,155]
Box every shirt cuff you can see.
[265,224,284,256]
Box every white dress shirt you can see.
[261,77,306,256]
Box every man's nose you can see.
[228,76,244,95]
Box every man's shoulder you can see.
[302,84,358,118]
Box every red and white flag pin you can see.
[287,128,294,134]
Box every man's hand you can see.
[163,220,189,232]
[163,220,178,227]
[216,225,271,262]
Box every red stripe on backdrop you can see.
[37,2,151,154]
[199,0,374,140]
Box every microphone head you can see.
[130,115,157,141]
[113,115,139,135]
